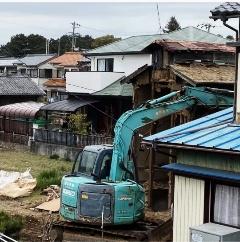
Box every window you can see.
[57,69,63,78]
[212,183,240,228]
[39,69,52,78]
[77,150,97,176]
[100,154,112,179]
[97,58,114,72]
[27,69,38,78]
[20,69,26,74]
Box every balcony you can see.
[66,71,125,93]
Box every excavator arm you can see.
[109,86,233,182]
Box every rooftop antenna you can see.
[156,3,162,34]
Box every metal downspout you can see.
[223,20,239,122]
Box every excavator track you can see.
[48,218,172,242]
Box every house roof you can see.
[92,76,132,97]
[43,79,66,87]
[210,2,240,20]
[121,64,150,84]
[164,26,228,44]
[170,63,235,86]
[161,163,240,182]
[19,54,57,67]
[49,52,83,67]
[143,107,240,155]
[0,102,45,119]
[0,76,45,96]
[144,40,235,53]
[0,57,21,67]
[40,99,98,112]
[85,26,229,56]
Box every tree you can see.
[0,34,28,57]
[226,35,234,41]
[0,33,47,57]
[91,35,122,49]
[163,16,181,33]
[67,114,91,134]
[76,35,94,50]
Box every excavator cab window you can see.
[77,151,98,176]
[100,154,112,180]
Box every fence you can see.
[0,131,29,145]
[33,129,113,147]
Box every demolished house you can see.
[121,39,235,208]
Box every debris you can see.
[0,169,36,198]
[35,198,60,212]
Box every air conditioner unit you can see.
[190,223,240,242]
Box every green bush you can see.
[36,169,63,189]
[0,211,24,238]
[49,154,59,160]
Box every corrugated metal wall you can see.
[173,176,204,242]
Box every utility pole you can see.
[70,21,80,52]
[197,23,215,33]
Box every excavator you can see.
[51,86,233,241]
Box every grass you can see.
[0,210,25,239]
[0,149,73,178]
[0,148,73,197]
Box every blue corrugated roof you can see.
[143,107,240,152]
[162,163,240,181]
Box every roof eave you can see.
[85,51,148,57]
[142,141,240,156]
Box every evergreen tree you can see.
[164,16,181,33]
[226,35,234,41]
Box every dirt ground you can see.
[1,190,172,242]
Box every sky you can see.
[0,1,239,46]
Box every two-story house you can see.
[0,57,21,74]
[16,53,58,91]
[44,52,84,101]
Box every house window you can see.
[20,69,26,74]
[212,183,240,228]
[97,58,114,72]
[27,69,38,78]
[57,69,63,78]
[39,69,52,78]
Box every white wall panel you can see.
[173,176,204,242]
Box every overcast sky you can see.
[0,1,238,46]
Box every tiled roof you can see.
[148,40,235,53]
[170,64,235,85]
[49,52,83,66]
[210,2,240,20]
[43,79,66,87]
[143,107,240,153]
[85,26,228,56]
[0,76,45,95]
[19,54,57,67]
[0,57,21,67]
[92,76,132,97]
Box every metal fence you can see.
[33,129,113,147]
[0,233,18,242]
